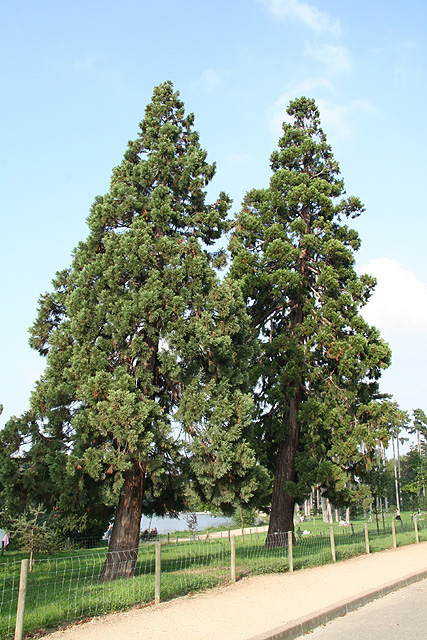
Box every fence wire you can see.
[160,539,230,600]
[0,520,426,639]
[0,548,156,638]
[235,532,289,578]
[0,561,20,638]
[333,526,366,560]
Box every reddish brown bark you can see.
[266,392,301,548]
[99,462,145,581]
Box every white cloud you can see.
[268,84,374,144]
[267,77,331,134]
[358,258,427,417]
[315,98,375,143]
[200,68,225,93]
[71,54,105,70]
[259,0,341,36]
[304,43,352,75]
[358,258,427,333]
[230,152,251,164]
[392,40,425,87]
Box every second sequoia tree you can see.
[230,98,391,540]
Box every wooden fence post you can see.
[14,559,29,640]
[288,531,293,573]
[329,527,336,562]
[230,536,236,583]
[392,520,397,549]
[364,523,370,554]
[414,519,419,544]
[155,542,161,605]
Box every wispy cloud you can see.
[258,0,341,36]
[315,98,374,143]
[71,54,105,70]
[267,76,332,134]
[268,83,374,144]
[304,43,352,75]
[230,152,251,164]
[200,68,226,93]
[393,40,425,87]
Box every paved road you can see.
[306,577,427,639]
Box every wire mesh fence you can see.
[0,549,156,638]
[1,519,426,639]
[235,532,289,578]
[159,538,230,600]
[0,561,20,639]
[334,525,366,560]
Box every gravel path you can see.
[43,542,427,640]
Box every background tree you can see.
[4,82,259,580]
[353,482,374,519]
[0,400,113,542]
[411,408,427,460]
[10,505,62,568]
[363,447,388,533]
[401,408,427,511]
[387,402,409,514]
[229,97,391,540]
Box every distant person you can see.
[107,524,113,543]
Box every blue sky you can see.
[1,0,426,448]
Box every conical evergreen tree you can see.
[229,97,391,541]
[5,82,259,579]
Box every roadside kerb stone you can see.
[248,568,427,640]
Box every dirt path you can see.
[44,542,427,640]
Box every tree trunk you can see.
[266,393,300,547]
[321,497,328,522]
[100,462,145,581]
[392,438,401,515]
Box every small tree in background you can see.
[363,449,388,533]
[11,505,61,568]
[185,512,198,537]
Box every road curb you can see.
[248,567,427,640]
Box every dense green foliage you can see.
[229,97,392,536]
[0,83,261,576]
[0,87,405,559]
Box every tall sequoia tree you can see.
[229,97,391,539]
[6,82,259,579]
